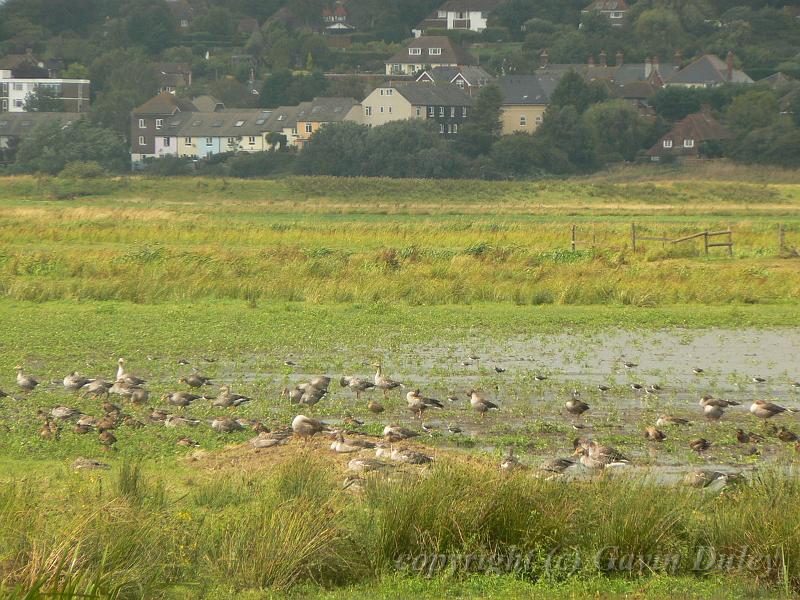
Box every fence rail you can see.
[570,224,737,256]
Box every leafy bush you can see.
[59,161,108,179]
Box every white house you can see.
[413,0,500,37]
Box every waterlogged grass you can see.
[0,456,798,599]
[0,176,799,305]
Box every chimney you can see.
[616,50,624,67]
[539,49,549,69]
[588,55,595,67]
[599,49,607,67]
[726,50,734,82]
[644,57,651,77]
[652,56,660,75]
[673,49,683,67]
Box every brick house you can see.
[645,109,733,161]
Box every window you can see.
[227,137,236,145]
[155,118,163,129]
[305,123,313,133]
[439,123,445,133]
[450,107,455,117]
[520,115,527,127]
[610,11,623,18]
[429,48,442,56]
[392,64,401,73]
[683,138,694,148]
[380,106,384,113]
[180,19,189,27]
[439,106,445,117]
[13,83,23,91]
[388,106,392,113]
[453,123,458,134]
[535,116,542,123]
[409,48,422,56]
[462,107,467,117]
[162,137,170,145]
[437,10,446,17]
[455,79,464,89]
[663,139,673,148]
[185,137,192,145]
[428,106,435,117]
[138,119,146,129]
[206,137,213,146]
[447,124,452,134]
[1,100,6,111]
[365,106,372,116]
[416,107,422,117]
[386,89,393,95]
[14,99,23,108]
[138,136,145,145]
[248,136,256,145]
[234,120,245,127]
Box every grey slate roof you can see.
[392,82,475,106]
[0,112,83,138]
[419,65,494,86]
[666,54,753,86]
[261,106,300,131]
[295,97,359,122]
[176,110,273,137]
[496,75,560,105]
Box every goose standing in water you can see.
[468,390,499,418]
[116,358,146,386]
[373,363,404,398]
[406,389,444,419]
[15,366,38,392]
[565,391,589,417]
[340,376,375,400]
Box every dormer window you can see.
[663,139,673,148]
[409,48,422,56]
[610,11,623,18]
[683,138,694,148]
[429,48,442,56]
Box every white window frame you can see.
[155,118,163,129]
[138,118,146,129]
[185,137,192,145]
[162,137,170,146]
[138,136,145,146]
[428,106,435,117]
[439,123,445,133]
[462,107,467,117]
[520,115,527,127]
[205,137,213,146]
[248,136,256,145]
[439,106,445,117]
[450,107,455,117]
[663,139,673,148]
[453,123,458,134]
[305,123,313,133]
[683,138,694,148]
[365,106,372,116]
[416,107,422,117]
[429,48,442,56]
[409,48,422,56]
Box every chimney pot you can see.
[726,50,734,82]
[599,49,607,67]
[616,51,624,66]
[539,49,549,69]
[588,55,595,67]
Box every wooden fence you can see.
[569,224,734,256]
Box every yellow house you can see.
[293,97,362,148]
[496,75,558,135]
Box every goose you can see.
[656,414,691,427]
[109,380,144,399]
[0,388,8,398]
[630,383,643,391]
[540,457,575,474]
[500,447,522,471]
[299,386,327,407]
[251,431,288,449]
[703,403,725,421]
[494,366,506,373]
[644,386,660,395]
[96,415,118,432]
[375,442,393,459]
[148,409,169,423]
[447,424,462,434]
[752,376,767,384]
[39,419,59,440]
[177,437,200,447]
[406,389,443,419]
[116,358,146,386]
[98,430,117,448]
[102,400,121,415]
[565,391,589,416]
[468,390,499,418]
[367,400,385,414]
[533,375,548,382]
[81,379,113,400]
[390,447,433,465]
[63,372,91,391]
[644,426,666,442]
[735,429,764,443]
[343,413,365,427]
[71,457,110,470]
[791,381,800,389]
[213,385,251,408]
[573,440,629,469]
[51,405,79,420]
[292,414,329,440]
[330,431,363,454]
[383,424,420,442]
[179,373,213,388]
[282,386,304,404]
[340,376,375,400]
[699,395,739,408]
[73,424,92,435]
[309,376,331,390]
[689,438,711,452]
[163,391,202,407]
[683,470,729,488]
[347,457,391,473]
[777,427,798,442]
[622,361,638,369]
[693,368,705,374]
[76,414,98,428]
[15,366,38,392]
[447,395,460,403]
[165,415,201,427]
[597,384,611,392]
[123,416,145,428]
[750,399,794,419]
[373,364,404,397]
[211,416,245,433]
[130,387,149,405]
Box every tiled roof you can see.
[0,112,83,138]
[133,92,197,115]
[583,0,628,11]
[496,75,560,105]
[176,110,273,137]
[296,97,359,122]
[645,110,733,156]
[419,65,494,86]
[666,54,753,86]
[387,36,477,66]
[391,82,474,106]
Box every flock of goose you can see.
[4,357,800,487]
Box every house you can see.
[166,0,194,30]
[759,72,794,90]
[176,110,276,158]
[645,109,733,161]
[130,92,197,163]
[416,65,493,95]
[665,52,753,88]
[581,0,628,26]
[323,2,354,33]
[413,0,500,36]
[237,18,260,35]
[0,112,82,150]
[361,82,474,135]
[157,63,192,94]
[385,36,477,76]
[294,97,362,147]
[191,95,225,112]
[262,105,301,148]
[495,75,559,134]
[0,76,90,113]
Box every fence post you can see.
[571,224,576,251]
[727,228,733,257]
[703,231,709,255]
[779,223,785,252]
[631,223,637,252]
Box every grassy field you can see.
[1,169,800,598]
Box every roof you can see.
[191,95,225,112]
[262,106,300,131]
[133,93,197,116]
[387,36,477,66]
[390,82,474,106]
[496,75,560,105]
[296,97,359,122]
[0,112,83,138]
[539,63,677,86]
[666,54,753,86]
[238,18,260,33]
[158,62,191,74]
[165,0,194,19]
[176,110,274,137]
[620,80,659,99]
[582,0,628,11]
[0,54,40,70]
[760,72,794,89]
[418,65,494,86]
[439,0,502,10]
[645,110,733,156]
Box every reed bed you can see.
[1,457,798,598]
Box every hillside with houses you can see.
[0,0,798,177]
